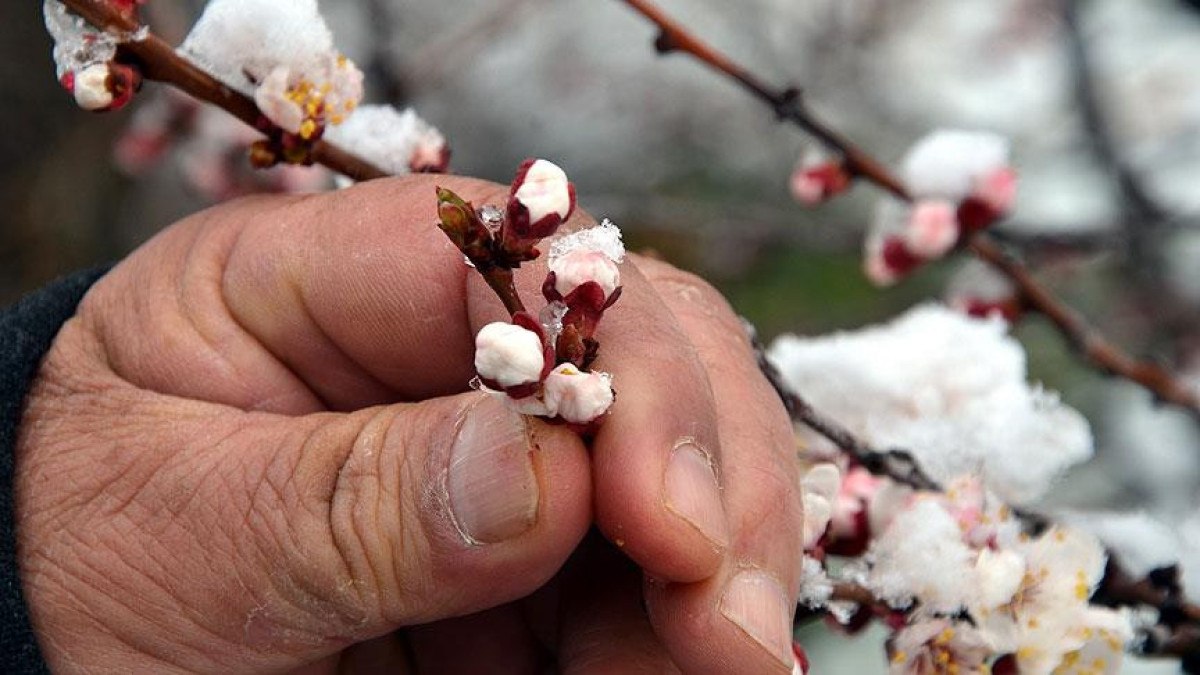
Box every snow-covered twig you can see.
[749,326,941,492]
[60,0,388,182]
[617,0,1200,421]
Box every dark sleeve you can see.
[1,267,110,675]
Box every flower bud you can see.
[959,166,1018,233]
[903,200,959,259]
[790,160,851,205]
[549,249,621,299]
[73,64,114,111]
[474,322,547,388]
[509,158,574,238]
[542,363,614,423]
[865,236,924,287]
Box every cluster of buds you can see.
[798,464,1134,675]
[44,0,146,112]
[437,159,621,427]
[863,130,1017,286]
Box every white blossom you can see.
[970,527,1121,675]
[768,304,1094,504]
[888,619,991,675]
[541,363,614,423]
[513,159,573,225]
[180,0,363,137]
[474,322,545,388]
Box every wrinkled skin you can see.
[15,176,801,674]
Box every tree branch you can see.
[618,0,1200,420]
[63,0,388,182]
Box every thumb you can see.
[18,375,589,672]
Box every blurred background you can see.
[6,0,1200,670]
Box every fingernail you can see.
[719,569,794,669]
[663,441,729,548]
[447,396,539,544]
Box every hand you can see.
[15,175,801,673]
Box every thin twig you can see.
[63,0,388,182]
[618,0,1200,420]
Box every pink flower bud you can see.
[790,161,851,205]
[549,249,621,299]
[865,236,924,287]
[903,200,959,259]
[542,363,614,424]
[73,64,114,111]
[474,322,547,388]
[959,166,1018,233]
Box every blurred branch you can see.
[1063,0,1167,241]
[403,0,546,93]
[62,0,388,182]
[619,0,1200,420]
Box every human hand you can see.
[15,175,801,673]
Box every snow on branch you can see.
[617,0,1200,422]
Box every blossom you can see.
[180,0,364,139]
[968,526,1128,675]
[474,322,547,388]
[252,58,363,139]
[541,363,615,423]
[888,619,992,675]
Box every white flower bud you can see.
[474,322,545,388]
[550,249,620,299]
[542,363,614,423]
[513,159,572,224]
[73,64,113,111]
